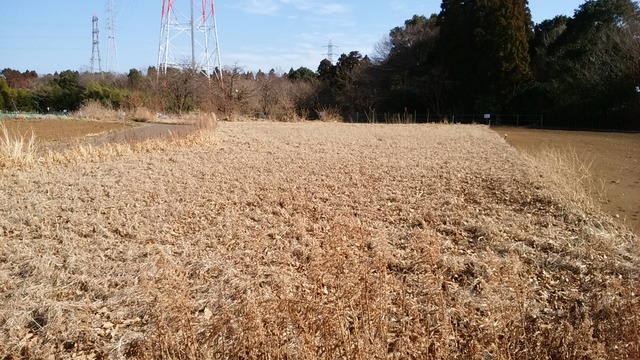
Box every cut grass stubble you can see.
[0,122,638,359]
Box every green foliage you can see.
[0,77,34,112]
[316,51,372,113]
[528,0,640,126]
[316,59,334,82]
[34,70,84,112]
[287,67,316,82]
[0,79,9,111]
[83,81,126,108]
[127,68,145,90]
[11,88,34,112]
[377,14,446,113]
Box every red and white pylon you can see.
[158,0,223,81]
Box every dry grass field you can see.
[0,121,638,359]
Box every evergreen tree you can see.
[534,0,640,128]
[438,0,533,111]
[549,0,640,102]
[287,67,316,82]
[376,14,447,113]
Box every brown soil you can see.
[493,126,640,234]
[84,122,197,146]
[0,118,131,143]
[1,118,198,151]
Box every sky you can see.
[0,1,587,76]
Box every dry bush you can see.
[128,107,155,123]
[0,123,637,359]
[73,101,124,122]
[0,121,36,168]
[316,106,343,122]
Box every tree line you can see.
[1,0,639,129]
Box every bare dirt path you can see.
[493,126,640,233]
[1,118,198,150]
[83,122,197,146]
[1,118,131,143]
[0,119,196,148]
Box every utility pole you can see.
[90,14,102,73]
[158,0,223,83]
[105,0,119,73]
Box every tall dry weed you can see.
[316,107,343,122]
[526,147,597,210]
[0,121,36,168]
[196,112,218,132]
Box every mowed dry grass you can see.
[0,122,638,359]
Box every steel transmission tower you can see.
[105,0,119,73]
[158,0,223,81]
[324,39,338,63]
[91,14,102,73]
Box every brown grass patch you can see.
[73,101,125,122]
[0,123,637,359]
[316,106,343,122]
[0,121,36,168]
[129,107,156,123]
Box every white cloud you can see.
[279,0,349,14]
[280,0,312,10]
[237,0,349,16]
[241,0,279,15]
[317,3,349,15]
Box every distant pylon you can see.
[91,14,102,73]
[324,39,338,63]
[158,0,223,81]
[105,0,119,73]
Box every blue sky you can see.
[0,1,586,75]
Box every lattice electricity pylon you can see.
[90,14,102,73]
[105,0,119,73]
[158,0,223,82]
[323,39,338,64]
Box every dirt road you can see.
[493,126,640,233]
[2,118,197,150]
[83,122,197,146]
